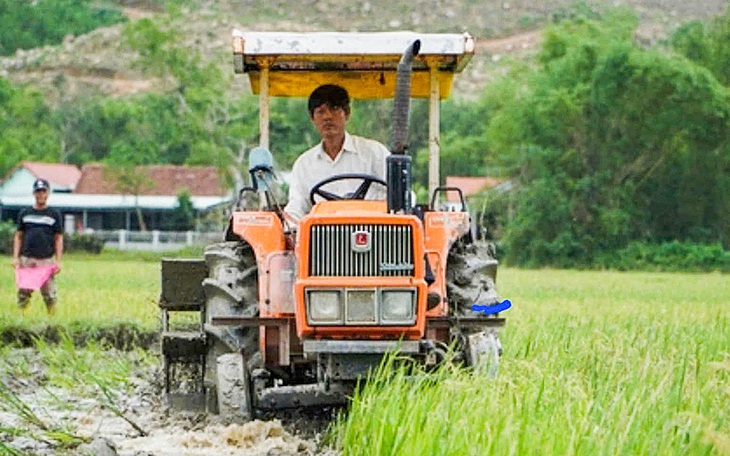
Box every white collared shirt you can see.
[285,132,390,220]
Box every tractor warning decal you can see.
[235,214,274,226]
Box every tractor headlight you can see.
[380,289,416,325]
[346,289,377,324]
[307,290,343,324]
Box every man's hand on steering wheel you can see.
[309,173,387,205]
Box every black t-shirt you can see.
[16,207,63,259]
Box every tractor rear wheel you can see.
[202,241,261,417]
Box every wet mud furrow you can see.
[0,348,339,456]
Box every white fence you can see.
[94,230,224,251]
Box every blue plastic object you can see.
[471,300,512,316]
[248,147,275,191]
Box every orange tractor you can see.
[160,31,504,417]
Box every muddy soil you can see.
[0,348,340,456]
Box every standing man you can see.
[12,179,63,314]
[284,84,390,220]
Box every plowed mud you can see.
[0,347,339,456]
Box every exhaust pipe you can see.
[392,39,421,155]
[387,39,420,214]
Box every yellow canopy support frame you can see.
[232,30,476,196]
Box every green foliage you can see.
[670,21,710,62]
[0,0,125,56]
[59,94,194,166]
[0,220,15,255]
[483,8,730,267]
[40,15,258,186]
[672,6,730,86]
[268,98,318,166]
[550,1,603,24]
[106,17,309,177]
[595,241,730,272]
[412,97,492,190]
[94,245,206,261]
[2,5,729,271]
[0,78,59,177]
[63,232,104,254]
[164,190,196,230]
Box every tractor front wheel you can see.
[446,240,502,372]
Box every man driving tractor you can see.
[284,84,390,220]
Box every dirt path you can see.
[477,30,543,54]
[121,7,157,20]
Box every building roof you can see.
[444,176,504,202]
[18,162,82,191]
[75,164,229,197]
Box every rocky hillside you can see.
[0,0,727,103]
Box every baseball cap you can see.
[32,179,50,192]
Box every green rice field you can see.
[332,268,730,455]
[0,254,160,331]
[0,253,728,455]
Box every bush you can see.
[595,241,730,272]
[64,232,104,254]
[0,220,15,255]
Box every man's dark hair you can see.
[308,84,350,117]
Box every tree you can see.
[482,8,730,266]
[168,190,196,231]
[0,0,125,56]
[105,164,154,232]
[672,5,730,86]
[0,78,58,176]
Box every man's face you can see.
[311,104,349,141]
[33,189,48,207]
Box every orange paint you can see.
[229,204,473,363]
[423,211,471,316]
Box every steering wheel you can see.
[309,173,387,205]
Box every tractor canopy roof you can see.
[232,31,475,99]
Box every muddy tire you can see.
[446,240,500,316]
[465,330,502,376]
[202,241,261,416]
[216,353,254,419]
[446,240,502,371]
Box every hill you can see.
[0,0,727,103]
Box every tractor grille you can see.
[309,224,414,277]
